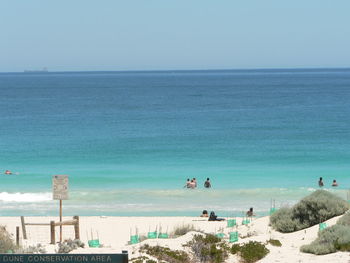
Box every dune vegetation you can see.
[270,190,349,233]
[301,212,350,255]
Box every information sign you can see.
[53,175,69,200]
[0,253,128,263]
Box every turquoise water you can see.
[0,69,349,216]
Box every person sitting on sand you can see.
[332,179,338,187]
[208,211,225,221]
[318,177,324,187]
[246,207,255,217]
[4,170,12,175]
[200,210,208,217]
[204,178,211,188]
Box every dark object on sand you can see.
[208,211,225,221]
[246,207,255,217]
[200,210,208,217]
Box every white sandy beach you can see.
[0,215,349,262]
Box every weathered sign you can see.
[52,174,69,200]
[0,253,128,263]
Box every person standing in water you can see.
[332,179,338,187]
[184,178,191,188]
[318,177,324,187]
[204,178,211,188]
[190,179,196,189]
[192,178,197,188]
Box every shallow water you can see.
[0,69,349,215]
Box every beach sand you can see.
[0,215,349,262]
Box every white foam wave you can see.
[0,192,52,202]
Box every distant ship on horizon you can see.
[24,67,48,73]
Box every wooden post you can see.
[16,226,20,246]
[50,221,55,244]
[59,199,62,242]
[20,216,27,240]
[73,216,80,240]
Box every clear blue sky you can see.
[1,0,350,72]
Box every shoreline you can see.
[0,187,348,217]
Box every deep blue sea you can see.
[0,69,349,216]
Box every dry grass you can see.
[0,225,16,253]
[172,224,198,237]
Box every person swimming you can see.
[332,179,338,187]
[4,170,12,175]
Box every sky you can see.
[1,0,350,72]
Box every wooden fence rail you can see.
[20,216,80,244]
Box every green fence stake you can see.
[319,222,327,231]
[158,233,169,239]
[130,235,140,244]
[88,239,100,248]
[147,231,157,239]
[229,231,238,243]
[227,219,236,227]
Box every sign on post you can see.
[53,175,69,200]
[52,174,69,242]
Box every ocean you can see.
[0,69,349,216]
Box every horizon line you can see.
[1,66,350,74]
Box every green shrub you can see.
[270,190,349,233]
[185,234,229,263]
[334,241,350,252]
[139,244,190,263]
[270,207,298,232]
[230,244,240,254]
[301,224,350,255]
[268,239,282,247]
[130,256,149,263]
[232,241,269,263]
[336,212,350,226]
[130,256,157,263]
[0,226,16,253]
[292,190,348,225]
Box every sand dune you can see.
[0,215,349,262]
